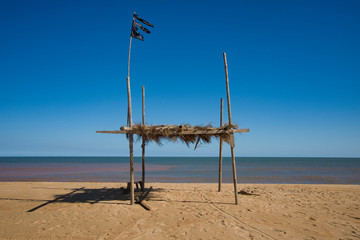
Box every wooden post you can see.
[129,134,134,205]
[218,98,223,192]
[127,13,135,205]
[141,86,145,191]
[223,52,239,205]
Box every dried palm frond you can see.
[122,123,239,148]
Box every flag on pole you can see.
[131,13,154,41]
[134,13,154,28]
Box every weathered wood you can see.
[223,53,232,125]
[223,52,239,205]
[105,128,249,134]
[140,199,151,210]
[126,181,143,191]
[135,196,151,211]
[230,146,238,205]
[97,129,249,134]
[96,130,128,134]
[142,86,145,125]
[127,41,133,127]
[218,98,223,192]
[142,86,145,191]
[136,186,153,211]
[127,18,135,204]
[230,134,235,148]
[129,133,134,204]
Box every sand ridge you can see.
[0,182,359,239]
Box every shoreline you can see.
[1,182,360,239]
[1,180,360,185]
[2,157,360,185]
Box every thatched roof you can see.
[97,123,249,149]
[120,123,242,148]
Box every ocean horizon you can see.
[1,157,359,184]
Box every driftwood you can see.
[135,196,151,210]
[135,186,153,211]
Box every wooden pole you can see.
[223,52,239,205]
[218,98,223,192]
[129,134,134,205]
[223,53,232,124]
[127,35,133,126]
[141,86,145,191]
[142,86,145,125]
[127,13,135,205]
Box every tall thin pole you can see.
[127,13,135,205]
[223,52,239,205]
[223,53,232,124]
[127,13,134,127]
[218,98,223,192]
[142,86,145,126]
[141,85,145,191]
[127,37,133,126]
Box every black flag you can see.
[134,13,154,28]
[134,21,150,34]
[131,21,144,41]
[131,13,153,41]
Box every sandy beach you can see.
[0,182,359,239]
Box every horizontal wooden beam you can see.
[96,128,249,135]
[96,130,127,134]
[233,129,250,133]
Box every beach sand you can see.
[0,182,359,239]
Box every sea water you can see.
[0,157,359,184]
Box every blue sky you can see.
[1,0,359,157]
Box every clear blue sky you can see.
[1,0,359,157]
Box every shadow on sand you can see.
[26,186,160,212]
[0,186,243,212]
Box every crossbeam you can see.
[96,128,249,135]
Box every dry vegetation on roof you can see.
[123,123,239,148]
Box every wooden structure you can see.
[97,52,249,205]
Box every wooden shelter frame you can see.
[97,52,249,205]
